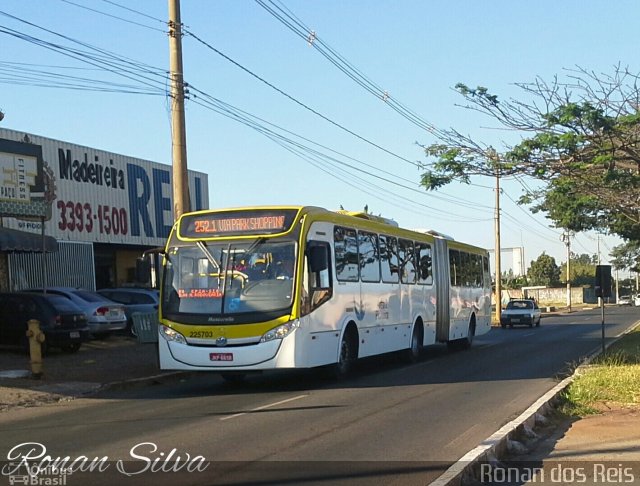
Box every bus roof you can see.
[175,205,489,255]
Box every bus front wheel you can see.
[331,327,357,379]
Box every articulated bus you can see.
[156,205,492,378]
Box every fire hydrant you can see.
[26,319,45,378]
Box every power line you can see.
[0,11,169,95]
[1,7,493,220]
[100,0,166,24]
[58,0,165,32]
[0,62,163,95]
[255,0,437,133]
[188,86,492,221]
[183,28,425,171]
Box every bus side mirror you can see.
[135,257,151,283]
[308,246,328,273]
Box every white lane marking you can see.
[220,394,308,421]
[522,332,536,337]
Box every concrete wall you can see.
[503,287,591,305]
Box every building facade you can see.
[0,128,209,291]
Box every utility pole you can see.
[168,0,190,220]
[494,161,502,325]
[562,230,572,312]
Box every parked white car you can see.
[618,295,633,306]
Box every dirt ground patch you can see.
[0,335,164,411]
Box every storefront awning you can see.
[0,227,58,252]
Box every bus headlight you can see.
[160,325,187,344]
[260,320,299,343]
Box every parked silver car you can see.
[27,287,127,337]
[500,299,542,328]
[97,287,159,336]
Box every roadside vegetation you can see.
[560,327,640,416]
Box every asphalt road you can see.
[0,306,638,486]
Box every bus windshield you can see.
[162,239,297,319]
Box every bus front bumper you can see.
[159,333,298,370]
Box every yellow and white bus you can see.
[156,206,491,378]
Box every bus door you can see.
[300,222,338,367]
[399,238,418,328]
[378,235,401,354]
[332,226,361,331]
[357,230,385,357]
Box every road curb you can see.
[432,318,640,486]
[430,376,572,486]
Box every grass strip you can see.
[559,326,640,416]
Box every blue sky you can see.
[0,0,636,274]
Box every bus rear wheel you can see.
[447,319,475,351]
[402,322,424,363]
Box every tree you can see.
[559,253,598,286]
[609,241,640,273]
[502,269,528,289]
[421,66,640,242]
[528,253,561,286]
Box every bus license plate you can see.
[70,332,80,338]
[210,353,233,362]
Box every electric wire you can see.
[255,0,437,133]
[1,7,494,221]
[0,14,490,217]
[0,12,170,100]
[0,61,162,95]
[188,87,491,222]
[183,28,425,170]
[58,0,165,32]
[2,6,496,213]
[100,0,166,24]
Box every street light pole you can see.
[168,0,190,220]
[562,230,572,312]
[494,161,502,325]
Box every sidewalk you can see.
[494,406,640,485]
[0,335,175,411]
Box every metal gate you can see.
[9,241,96,291]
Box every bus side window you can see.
[380,235,399,283]
[399,239,416,284]
[306,241,333,311]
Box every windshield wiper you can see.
[245,237,267,255]
[220,243,232,313]
[196,241,221,272]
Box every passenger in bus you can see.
[274,259,294,280]
[234,259,248,272]
[247,260,267,280]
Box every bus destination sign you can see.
[179,209,298,238]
